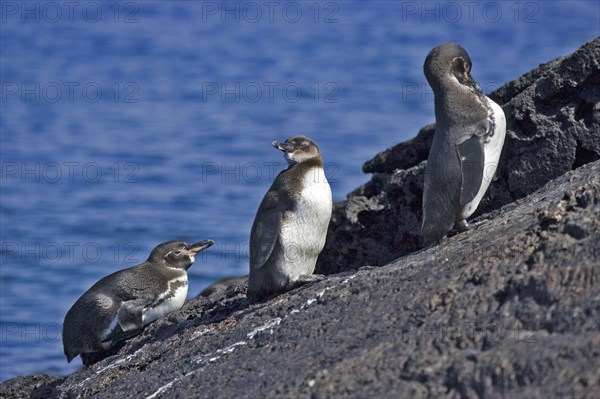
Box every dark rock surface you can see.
[317,38,600,274]
[3,160,599,399]
[2,40,599,399]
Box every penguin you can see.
[421,43,506,246]
[63,239,214,364]
[248,135,332,301]
[198,275,248,297]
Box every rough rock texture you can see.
[2,41,599,399]
[2,160,599,399]
[316,38,600,274]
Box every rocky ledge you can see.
[2,39,599,399]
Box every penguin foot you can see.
[447,221,469,238]
[454,220,469,232]
[452,219,488,236]
[469,219,488,229]
[288,274,326,291]
[80,351,115,367]
[296,274,326,284]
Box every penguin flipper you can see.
[457,135,485,207]
[116,300,146,331]
[250,192,285,269]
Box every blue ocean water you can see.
[0,0,598,382]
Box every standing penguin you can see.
[248,135,332,301]
[421,43,506,246]
[63,239,214,364]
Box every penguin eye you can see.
[165,250,183,258]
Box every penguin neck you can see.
[154,263,189,278]
[274,157,325,195]
[434,79,488,128]
[286,156,323,171]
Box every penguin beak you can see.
[272,141,284,151]
[185,240,214,254]
[462,71,480,91]
[272,140,293,152]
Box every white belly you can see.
[279,167,332,281]
[461,98,506,219]
[142,276,188,325]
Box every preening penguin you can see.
[421,43,506,246]
[248,135,332,301]
[63,239,214,364]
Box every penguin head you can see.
[272,135,321,165]
[148,240,214,270]
[424,43,480,93]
